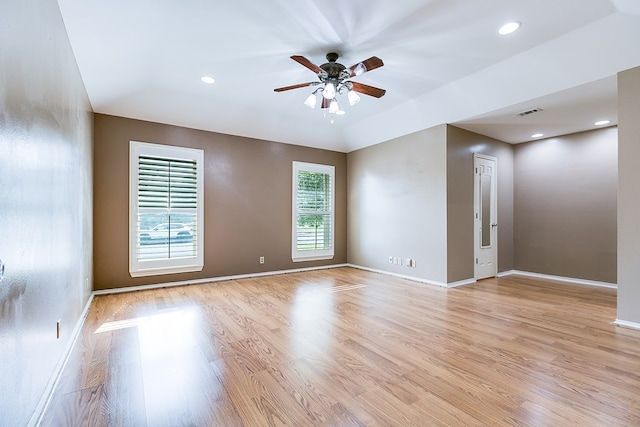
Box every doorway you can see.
[474,153,497,279]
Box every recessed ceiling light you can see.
[531,133,544,138]
[594,120,610,126]
[201,76,215,84]
[499,22,521,35]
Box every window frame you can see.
[292,161,335,262]
[129,141,204,277]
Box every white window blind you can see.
[130,142,204,277]
[292,162,335,262]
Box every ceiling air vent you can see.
[517,108,543,117]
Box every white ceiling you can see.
[56,0,640,152]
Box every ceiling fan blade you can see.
[348,56,384,77]
[274,82,316,92]
[350,81,386,98]
[321,97,331,109]
[290,55,323,74]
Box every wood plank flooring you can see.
[40,267,640,426]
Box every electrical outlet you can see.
[259,256,265,264]
[389,256,393,263]
[398,258,402,266]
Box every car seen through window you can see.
[140,223,193,244]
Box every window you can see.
[292,161,335,262]
[129,141,204,277]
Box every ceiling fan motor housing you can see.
[320,52,346,78]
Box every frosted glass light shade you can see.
[329,99,339,114]
[304,93,317,109]
[322,82,336,99]
[348,90,360,106]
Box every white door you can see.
[474,154,497,279]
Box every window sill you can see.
[292,254,334,263]
[130,264,203,278]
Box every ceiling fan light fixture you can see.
[322,82,336,99]
[348,90,361,106]
[328,99,340,114]
[304,93,317,109]
[274,53,386,121]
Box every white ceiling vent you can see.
[517,107,543,117]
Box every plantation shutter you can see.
[138,156,198,210]
[295,169,333,251]
[130,141,204,277]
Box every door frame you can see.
[473,153,498,279]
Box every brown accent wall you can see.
[93,114,347,290]
[446,125,515,282]
[514,127,617,283]
[0,1,93,424]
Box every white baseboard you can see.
[346,265,617,290]
[30,292,95,427]
[447,278,476,288]
[94,263,350,295]
[499,270,617,289]
[347,264,448,287]
[497,270,517,278]
[613,319,640,330]
[97,265,616,296]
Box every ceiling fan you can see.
[274,52,386,117]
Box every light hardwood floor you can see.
[41,267,640,426]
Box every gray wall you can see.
[347,124,514,285]
[446,125,515,282]
[0,1,93,425]
[348,122,615,286]
[347,125,449,284]
[618,66,640,323]
[93,114,347,291]
[514,127,617,283]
